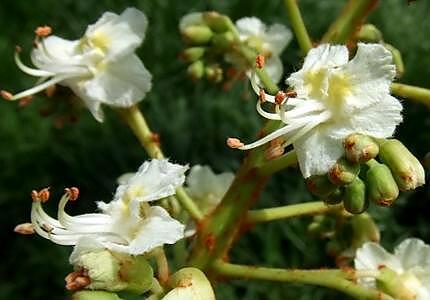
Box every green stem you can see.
[256,150,297,176]
[255,68,279,95]
[390,83,430,107]
[118,105,203,221]
[321,0,379,44]
[283,0,312,54]
[246,201,341,224]
[213,261,393,300]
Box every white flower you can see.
[236,17,292,83]
[186,165,234,215]
[355,238,430,299]
[29,159,187,257]
[240,43,403,178]
[7,7,152,122]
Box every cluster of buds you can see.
[179,11,239,84]
[306,134,425,214]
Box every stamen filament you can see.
[256,101,281,120]
[14,51,55,77]
[10,74,74,100]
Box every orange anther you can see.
[35,26,52,37]
[14,223,35,235]
[259,89,266,103]
[256,54,265,69]
[31,190,39,201]
[65,187,80,201]
[38,187,50,203]
[18,96,33,107]
[65,270,91,291]
[15,45,22,53]
[45,85,56,98]
[1,90,13,101]
[151,133,160,144]
[226,137,244,149]
[275,91,287,105]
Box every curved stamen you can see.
[250,72,276,103]
[256,101,281,120]
[285,100,326,119]
[14,51,55,77]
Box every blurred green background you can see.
[0,0,429,299]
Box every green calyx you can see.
[182,25,213,45]
[343,177,368,214]
[356,24,382,43]
[181,47,206,63]
[306,175,337,197]
[366,159,399,206]
[187,60,205,80]
[72,291,123,300]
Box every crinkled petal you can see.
[355,242,403,273]
[85,7,148,60]
[394,238,430,270]
[236,17,266,40]
[79,54,152,107]
[265,23,292,56]
[114,159,188,203]
[179,12,204,31]
[341,43,395,110]
[128,206,185,255]
[302,44,349,71]
[293,125,344,178]
[186,165,234,200]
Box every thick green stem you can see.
[321,0,379,44]
[255,68,279,95]
[118,105,203,221]
[246,201,342,224]
[390,83,430,107]
[283,0,312,54]
[213,261,393,300]
[256,150,297,176]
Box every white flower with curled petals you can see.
[6,7,152,122]
[236,17,292,83]
[28,159,187,257]
[240,43,402,178]
[355,238,430,299]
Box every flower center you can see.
[89,31,111,53]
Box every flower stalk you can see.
[390,83,430,107]
[283,0,313,54]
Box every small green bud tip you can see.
[343,177,368,214]
[212,31,235,50]
[350,213,380,249]
[325,188,344,205]
[180,47,205,63]
[328,157,360,186]
[378,139,425,191]
[366,160,399,207]
[356,24,383,42]
[205,65,223,83]
[72,291,122,300]
[182,25,213,45]
[163,268,216,300]
[306,175,337,197]
[376,267,419,300]
[187,60,205,80]
[344,134,379,164]
[202,12,234,33]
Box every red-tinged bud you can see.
[343,134,379,163]
[306,175,337,197]
[226,137,244,149]
[366,160,399,206]
[328,157,360,185]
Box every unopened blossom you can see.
[5,7,152,122]
[355,238,430,299]
[239,43,402,178]
[235,17,292,84]
[28,159,187,256]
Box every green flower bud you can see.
[376,267,419,300]
[350,213,380,249]
[328,157,360,185]
[344,177,368,214]
[366,159,399,206]
[182,25,213,45]
[163,268,216,300]
[306,175,337,197]
[384,43,405,78]
[73,249,153,294]
[212,31,235,50]
[202,11,235,33]
[325,240,343,257]
[72,291,122,300]
[180,47,206,63]
[187,60,205,80]
[325,188,344,205]
[356,24,383,42]
[205,65,223,83]
[378,139,425,191]
[343,134,379,164]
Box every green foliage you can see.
[0,0,429,299]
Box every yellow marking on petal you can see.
[327,72,351,105]
[90,31,111,53]
[303,69,327,99]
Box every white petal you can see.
[79,54,152,107]
[265,23,292,56]
[236,17,266,40]
[128,206,185,255]
[264,56,283,84]
[355,242,402,273]
[341,43,395,110]
[293,126,344,178]
[85,7,148,60]
[68,81,105,122]
[394,238,430,270]
[179,12,204,31]
[69,236,105,265]
[301,44,349,71]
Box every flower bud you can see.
[205,65,223,83]
[325,239,343,257]
[72,291,122,300]
[202,12,234,33]
[343,134,379,164]
[365,160,399,206]
[72,249,153,294]
[356,24,383,42]
[212,32,235,50]
[350,213,380,249]
[163,267,216,300]
[306,175,337,197]
[187,60,205,80]
[182,25,213,45]
[328,158,360,185]
[325,188,344,205]
[376,267,420,300]
[343,177,368,214]
[180,47,206,62]
[378,139,425,191]
[384,43,405,78]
